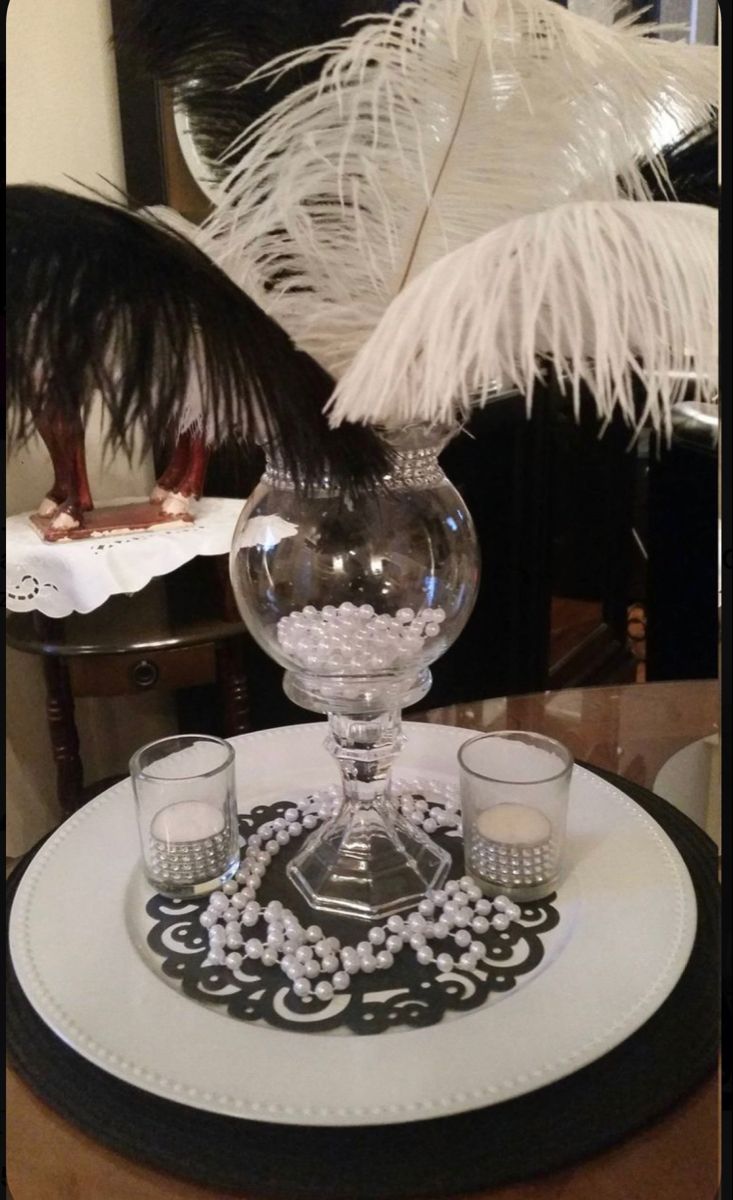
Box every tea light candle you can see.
[469,803,555,894]
[149,801,231,888]
[476,804,551,846]
[151,801,225,843]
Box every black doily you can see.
[146,796,560,1035]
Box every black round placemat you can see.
[7,763,719,1199]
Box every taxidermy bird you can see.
[6,186,389,535]
[197,0,718,437]
[7,2,404,538]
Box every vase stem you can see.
[326,709,403,813]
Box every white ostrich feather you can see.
[199,0,717,380]
[327,200,718,434]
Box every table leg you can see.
[216,638,251,737]
[42,655,84,817]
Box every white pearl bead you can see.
[261,949,277,967]
[286,962,305,980]
[506,903,522,921]
[223,881,239,896]
[368,927,386,946]
[454,929,472,947]
[376,950,394,970]
[275,830,290,846]
[356,941,373,956]
[315,980,334,1002]
[293,978,311,998]
[409,933,426,949]
[321,955,339,973]
[210,892,229,912]
[436,952,454,972]
[295,946,313,963]
[359,955,377,973]
[431,889,447,906]
[432,920,450,939]
[470,941,484,957]
[333,971,350,991]
[459,952,478,969]
[199,912,216,928]
[226,934,243,949]
[492,895,510,911]
[224,952,243,970]
[304,960,321,979]
[491,913,511,931]
[386,934,403,953]
[475,898,492,915]
[206,947,226,965]
[386,915,405,935]
[306,925,323,943]
[471,916,490,934]
[343,959,361,975]
[244,938,263,958]
[416,945,434,965]
[407,913,426,931]
[418,899,435,917]
[423,818,437,833]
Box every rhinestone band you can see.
[263,447,446,493]
[468,830,557,890]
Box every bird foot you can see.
[37,496,60,517]
[161,491,193,516]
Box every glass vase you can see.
[229,425,480,921]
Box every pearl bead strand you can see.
[199,781,522,1000]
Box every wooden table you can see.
[6,563,250,817]
[7,680,719,1200]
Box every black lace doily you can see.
[145,795,560,1035]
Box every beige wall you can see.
[6,0,174,855]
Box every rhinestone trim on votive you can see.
[148,828,233,887]
[468,830,557,890]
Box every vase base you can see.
[286,811,450,922]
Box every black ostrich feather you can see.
[640,116,719,207]
[6,185,390,492]
[113,1,404,177]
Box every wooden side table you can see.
[6,563,250,817]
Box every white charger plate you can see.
[8,722,696,1128]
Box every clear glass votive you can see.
[458,731,573,902]
[130,734,239,899]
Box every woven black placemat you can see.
[6,763,719,1200]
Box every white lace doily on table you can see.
[5,497,245,618]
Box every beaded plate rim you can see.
[8,722,696,1127]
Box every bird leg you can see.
[151,430,209,516]
[36,411,94,530]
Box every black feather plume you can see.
[6,185,390,492]
[638,116,719,207]
[113,1,404,176]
